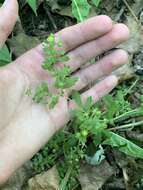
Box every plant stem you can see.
[60,167,72,190]
[122,0,141,25]
[72,0,83,22]
[110,120,143,131]
[113,108,140,122]
[124,77,139,96]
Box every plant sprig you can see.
[33,33,78,108]
[32,83,143,189]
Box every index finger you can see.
[56,15,113,52]
[36,15,113,54]
[15,15,113,73]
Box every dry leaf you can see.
[79,161,114,190]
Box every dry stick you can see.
[113,109,140,123]
[110,120,143,131]
[115,7,125,22]
[46,9,58,31]
[122,168,132,190]
[122,0,141,25]
[124,77,139,96]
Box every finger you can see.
[56,15,113,51]
[14,16,112,71]
[24,15,112,56]
[69,75,118,109]
[0,0,18,47]
[67,24,130,72]
[14,23,128,80]
[72,49,128,91]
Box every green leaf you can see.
[49,95,59,109]
[0,44,11,66]
[91,0,101,7]
[104,132,143,159]
[33,83,49,103]
[72,0,91,22]
[84,96,94,111]
[55,76,78,89]
[63,77,78,89]
[27,0,37,15]
[0,0,4,4]
[103,95,119,120]
[72,91,83,107]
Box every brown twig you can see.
[122,0,141,26]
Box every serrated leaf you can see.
[0,44,11,66]
[72,0,91,22]
[62,77,78,89]
[103,95,119,120]
[27,0,37,15]
[92,0,101,7]
[49,95,59,109]
[104,132,143,159]
[33,83,49,103]
[84,96,94,111]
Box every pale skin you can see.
[0,0,130,185]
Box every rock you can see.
[27,166,59,190]
[119,16,143,54]
[1,162,32,190]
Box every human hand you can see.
[0,0,130,184]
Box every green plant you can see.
[72,0,101,22]
[92,0,101,7]
[0,0,4,4]
[0,44,11,66]
[33,33,78,109]
[32,77,143,189]
[26,0,101,20]
[27,0,37,15]
[31,1,143,189]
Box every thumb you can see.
[0,0,18,47]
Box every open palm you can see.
[0,0,129,184]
